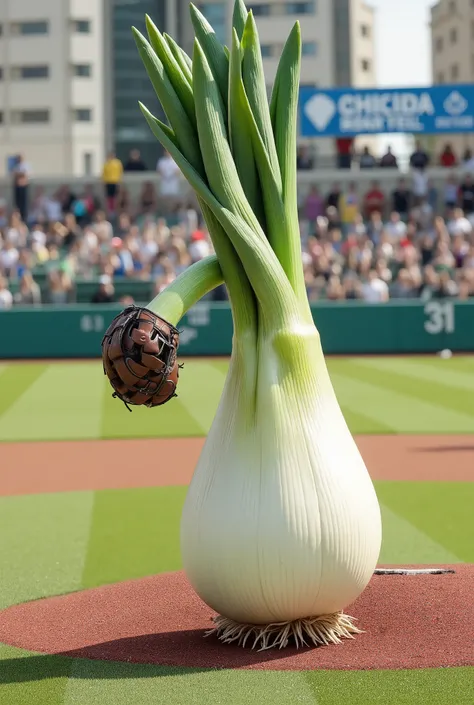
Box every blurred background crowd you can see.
[1,144,474,310]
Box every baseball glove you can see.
[102,305,180,410]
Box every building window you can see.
[248,3,271,16]
[260,44,273,57]
[361,24,370,37]
[11,109,50,124]
[74,108,92,122]
[11,65,49,79]
[451,64,459,79]
[302,41,317,56]
[83,152,93,176]
[73,64,92,77]
[10,20,48,35]
[435,36,443,51]
[450,27,457,43]
[285,1,315,14]
[72,20,91,33]
[437,71,445,83]
[361,59,371,71]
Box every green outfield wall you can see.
[0,300,472,358]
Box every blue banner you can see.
[299,84,474,137]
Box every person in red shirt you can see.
[363,181,386,219]
[439,143,457,168]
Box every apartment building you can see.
[431,0,474,156]
[0,0,107,177]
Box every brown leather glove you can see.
[102,305,180,410]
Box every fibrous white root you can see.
[205,612,362,651]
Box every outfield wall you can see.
[1,300,472,358]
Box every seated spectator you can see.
[57,185,76,215]
[6,210,28,247]
[412,168,429,205]
[419,265,440,300]
[116,186,132,214]
[409,140,430,170]
[124,149,147,172]
[390,269,417,298]
[91,274,115,303]
[439,143,457,167]
[339,182,359,226]
[157,150,181,206]
[0,239,19,277]
[296,145,314,170]
[44,189,64,223]
[326,275,345,300]
[367,210,384,244]
[0,275,13,309]
[0,197,8,228]
[437,270,458,298]
[363,181,385,219]
[326,182,341,210]
[419,234,434,266]
[444,174,458,211]
[28,186,48,225]
[451,233,469,268]
[385,211,407,240]
[392,178,411,218]
[361,270,389,303]
[447,208,472,236]
[359,146,376,168]
[343,274,362,299]
[379,146,398,168]
[458,174,474,215]
[63,213,81,250]
[13,272,41,306]
[303,185,325,226]
[188,229,211,262]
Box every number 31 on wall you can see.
[424,301,455,334]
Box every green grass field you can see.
[0,356,473,704]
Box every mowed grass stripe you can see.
[354,356,474,393]
[65,662,316,705]
[0,645,73,705]
[0,492,94,610]
[376,482,474,563]
[81,487,186,588]
[176,361,226,433]
[349,359,474,417]
[0,365,104,441]
[0,364,47,420]
[101,368,204,439]
[329,371,473,433]
[306,667,474,704]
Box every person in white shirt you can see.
[0,276,13,309]
[156,151,181,198]
[362,269,389,303]
[385,211,407,240]
[447,208,472,237]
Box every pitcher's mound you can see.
[0,565,472,671]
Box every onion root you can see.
[206,612,362,651]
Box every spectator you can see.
[462,148,474,172]
[419,265,440,300]
[439,143,457,168]
[359,146,376,169]
[303,185,325,226]
[437,270,458,298]
[91,274,115,303]
[444,174,458,211]
[379,146,398,168]
[11,154,31,221]
[390,269,417,298]
[326,183,341,210]
[385,211,407,240]
[124,149,147,172]
[362,269,389,302]
[409,140,430,170]
[0,275,13,309]
[363,181,385,219]
[157,150,182,209]
[447,207,472,237]
[0,239,19,277]
[339,182,360,227]
[48,270,73,304]
[392,178,411,218]
[188,229,211,262]
[138,181,158,215]
[458,174,474,215]
[296,146,314,170]
[343,275,361,299]
[13,272,41,306]
[0,197,8,228]
[326,275,345,300]
[45,189,65,223]
[101,151,123,215]
[412,168,429,206]
[367,211,384,244]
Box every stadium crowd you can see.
[1,148,474,309]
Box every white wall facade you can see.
[0,0,106,177]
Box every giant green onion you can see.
[133,1,382,650]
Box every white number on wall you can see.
[80,315,105,333]
[424,301,455,335]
